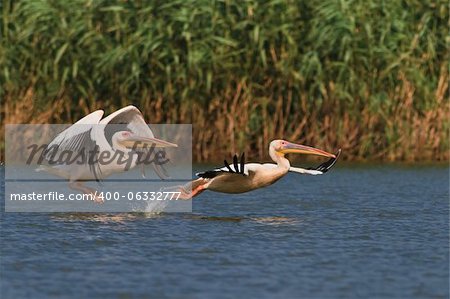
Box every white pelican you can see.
[178,140,340,199]
[37,105,177,202]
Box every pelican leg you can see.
[175,178,209,200]
[191,184,206,197]
[68,181,104,204]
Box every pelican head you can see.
[270,140,335,158]
[113,131,178,150]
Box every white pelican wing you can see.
[289,149,341,175]
[46,110,104,151]
[42,110,105,180]
[100,105,154,137]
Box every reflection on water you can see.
[50,213,299,225]
[1,165,449,299]
[249,216,299,225]
[50,213,166,223]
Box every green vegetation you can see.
[1,0,448,161]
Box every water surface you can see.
[1,165,449,298]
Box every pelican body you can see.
[179,140,340,198]
[37,105,177,202]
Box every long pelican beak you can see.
[120,135,178,148]
[280,142,335,158]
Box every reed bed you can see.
[1,0,448,162]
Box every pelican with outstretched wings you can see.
[37,105,177,202]
[177,140,340,198]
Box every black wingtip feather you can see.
[196,152,248,179]
[233,154,239,173]
[307,149,341,173]
[224,159,233,173]
[197,171,223,179]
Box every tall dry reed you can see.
[1,0,449,162]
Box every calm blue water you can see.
[1,165,449,298]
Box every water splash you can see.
[129,200,169,214]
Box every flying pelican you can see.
[37,105,177,202]
[177,140,340,199]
